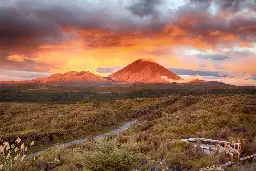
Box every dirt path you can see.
[28,120,137,158]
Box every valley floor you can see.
[0,94,256,170]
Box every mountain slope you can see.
[109,59,181,83]
[0,71,113,86]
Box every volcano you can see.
[109,59,181,83]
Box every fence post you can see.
[224,143,227,157]
[241,139,245,153]
[216,144,220,154]
[237,152,240,163]
[230,153,234,162]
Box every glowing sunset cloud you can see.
[0,0,255,85]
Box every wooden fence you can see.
[182,138,256,169]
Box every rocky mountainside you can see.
[109,59,181,83]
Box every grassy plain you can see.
[0,84,256,170]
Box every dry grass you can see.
[0,97,167,150]
[0,94,255,170]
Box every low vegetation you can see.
[0,138,34,171]
[1,83,255,103]
[0,97,164,151]
[0,85,256,170]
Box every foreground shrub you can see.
[83,139,145,171]
[0,138,34,171]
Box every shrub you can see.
[0,138,34,171]
[83,139,145,171]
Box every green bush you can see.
[83,139,145,171]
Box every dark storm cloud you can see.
[215,0,253,12]
[127,0,163,17]
[0,0,137,71]
[190,0,253,11]
[86,35,135,48]
[172,0,256,43]
[0,0,255,72]
[0,1,76,57]
[0,0,156,53]
[197,54,229,61]
[0,0,254,53]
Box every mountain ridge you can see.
[0,71,113,86]
[1,59,189,85]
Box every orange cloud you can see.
[33,26,211,76]
[218,34,237,42]
[238,26,256,32]
[164,25,187,37]
[7,55,25,63]
[239,42,253,48]
[6,24,252,77]
[210,30,223,36]
[222,57,256,75]
[77,28,113,38]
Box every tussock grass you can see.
[1,94,255,170]
[0,97,169,151]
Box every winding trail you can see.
[28,120,137,158]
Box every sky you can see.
[0,0,255,86]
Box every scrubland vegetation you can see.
[0,85,256,170]
[1,83,255,103]
[0,97,162,150]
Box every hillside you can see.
[110,59,181,83]
[32,71,113,86]
[0,71,113,86]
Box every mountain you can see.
[0,71,113,86]
[0,59,182,86]
[189,79,206,83]
[109,59,181,83]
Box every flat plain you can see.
[0,84,256,170]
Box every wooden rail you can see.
[220,153,256,168]
[199,154,256,170]
[185,137,256,170]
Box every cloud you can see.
[220,78,256,86]
[170,68,227,77]
[0,0,255,83]
[197,54,229,60]
[0,0,254,55]
[127,0,163,17]
[0,69,50,81]
[96,68,119,73]
[162,74,256,86]
[191,0,255,13]
[0,56,52,72]
[7,55,25,63]
[161,75,205,84]
[97,66,228,79]
[222,56,256,75]
[171,0,256,44]
[207,76,256,86]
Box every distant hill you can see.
[109,59,181,83]
[0,71,113,86]
[189,79,206,83]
